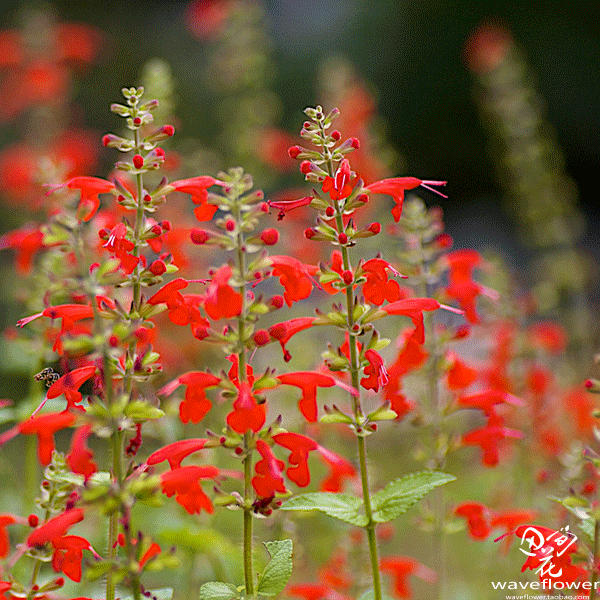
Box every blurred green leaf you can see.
[280,492,367,526]
[257,539,293,596]
[199,582,240,600]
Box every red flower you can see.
[27,508,85,547]
[380,556,437,599]
[457,389,523,418]
[52,535,93,582]
[45,176,116,222]
[168,176,218,221]
[366,177,447,222]
[315,445,356,492]
[361,258,404,305]
[0,226,45,273]
[528,321,567,354]
[147,278,192,324]
[19,411,76,466]
[361,349,389,392]
[273,432,318,487]
[276,371,358,422]
[147,438,208,470]
[491,509,538,553]
[0,514,18,558]
[269,317,316,362]
[252,440,287,499]
[269,255,318,306]
[159,371,221,424]
[322,159,356,201]
[47,365,96,409]
[160,465,219,514]
[204,265,243,320]
[462,425,523,466]
[102,222,138,274]
[444,250,486,324]
[185,0,232,40]
[66,425,97,479]
[446,354,478,390]
[454,502,493,540]
[226,382,266,433]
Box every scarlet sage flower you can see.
[52,534,95,582]
[446,354,478,390]
[268,317,316,361]
[19,411,76,466]
[462,424,523,466]
[147,278,191,324]
[366,177,447,222]
[185,0,232,40]
[315,445,357,492]
[361,349,389,392]
[45,176,116,222]
[252,440,287,498]
[527,321,567,354]
[226,382,266,433]
[0,226,45,273]
[268,195,313,220]
[322,159,356,201]
[276,371,358,422]
[102,222,138,274]
[147,438,208,470]
[272,432,318,487]
[491,509,538,553]
[160,465,219,514]
[0,514,18,558]
[268,255,318,306]
[27,508,85,547]
[66,425,97,479]
[457,389,523,417]
[203,265,243,320]
[47,365,96,409]
[454,502,493,540]
[167,176,217,221]
[444,250,487,324]
[379,556,437,599]
[17,303,94,329]
[361,258,404,306]
[159,371,221,424]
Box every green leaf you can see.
[124,399,164,420]
[199,582,240,600]
[280,492,367,526]
[371,471,456,523]
[257,539,293,596]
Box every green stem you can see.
[243,433,255,596]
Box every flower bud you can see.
[160,220,171,231]
[191,229,210,245]
[260,228,279,245]
[269,296,284,309]
[325,206,335,217]
[300,161,312,174]
[368,222,381,234]
[28,514,39,527]
[288,146,302,159]
[331,130,341,141]
[304,228,317,239]
[149,260,167,276]
[343,270,353,285]
[225,219,236,232]
[338,232,348,245]
[133,154,144,169]
[253,330,271,346]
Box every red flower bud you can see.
[288,146,302,159]
[102,134,112,147]
[300,161,312,174]
[151,224,162,236]
[331,130,341,141]
[357,193,369,203]
[235,447,244,455]
[343,270,353,285]
[225,219,236,232]
[133,117,142,126]
[161,124,175,137]
[350,137,360,149]
[260,228,279,245]
[325,206,335,217]
[191,229,210,245]
[150,260,167,276]
[109,335,119,347]
[586,379,594,389]
[144,194,152,203]
[368,222,381,234]
[253,330,271,346]
[160,220,171,231]
[28,514,39,527]
[98,228,110,239]
[270,295,284,309]
[437,233,453,248]
[133,154,144,169]
[304,228,317,239]
[338,232,348,244]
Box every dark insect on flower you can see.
[34,367,60,388]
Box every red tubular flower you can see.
[0,581,10,600]
[166,371,221,424]
[382,298,454,344]
[0,515,18,558]
[0,226,45,273]
[27,508,85,547]
[268,195,313,219]
[444,250,485,324]
[102,222,138,274]
[147,278,191,324]
[286,584,332,600]
[147,438,208,470]
[17,303,94,330]
[380,556,437,599]
[315,445,356,492]
[273,432,318,487]
[252,440,287,498]
[45,176,116,222]
[269,255,318,306]
[160,465,219,514]
[52,535,93,582]
[361,258,404,305]
[66,425,97,479]
[457,389,523,417]
[168,176,217,221]
[203,265,243,320]
[226,382,266,434]
[140,542,161,568]
[528,321,567,354]
[361,349,389,392]
[491,509,538,554]
[322,159,356,200]
[446,354,478,390]
[47,365,96,409]
[276,371,358,422]
[19,411,76,466]
[454,502,493,540]
[462,425,523,466]
[366,177,447,222]
[268,317,316,361]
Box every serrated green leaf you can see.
[199,582,240,600]
[124,399,164,420]
[371,471,455,523]
[257,539,293,596]
[280,493,367,526]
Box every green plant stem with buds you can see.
[318,118,383,600]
